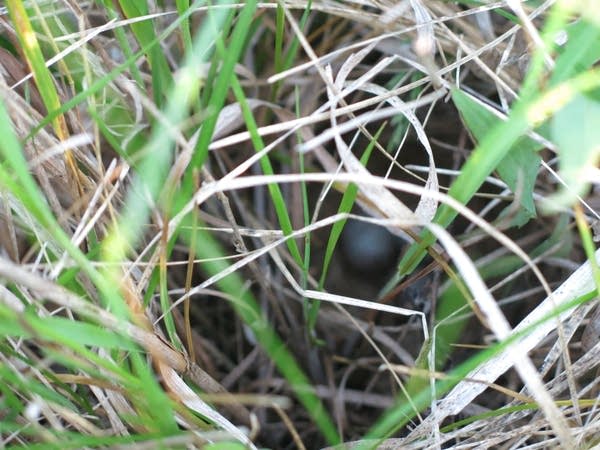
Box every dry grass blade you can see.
[0,257,252,442]
[425,223,574,448]
[408,248,600,443]
[2,0,599,448]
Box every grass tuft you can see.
[1,1,599,448]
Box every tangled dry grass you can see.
[0,0,599,449]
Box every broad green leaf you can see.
[550,92,600,204]
[452,89,541,225]
[550,19,600,87]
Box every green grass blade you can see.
[186,0,258,172]
[117,0,174,108]
[25,0,204,144]
[452,90,541,225]
[282,0,312,74]
[229,75,304,264]
[399,68,600,276]
[274,3,285,76]
[102,0,229,259]
[97,0,145,88]
[574,206,600,292]
[159,231,182,348]
[6,0,67,140]
[0,360,76,410]
[360,287,598,447]
[179,221,341,445]
[308,124,384,333]
[317,124,384,290]
[176,0,194,53]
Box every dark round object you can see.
[339,219,401,274]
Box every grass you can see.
[0,0,600,449]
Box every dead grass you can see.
[0,0,599,449]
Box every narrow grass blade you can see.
[308,124,384,332]
[318,125,384,289]
[187,0,258,172]
[6,0,79,185]
[179,220,341,445]
[399,68,600,276]
[117,1,174,107]
[230,75,303,264]
[360,286,598,447]
[6,1,66,140]
[176,0,194,52]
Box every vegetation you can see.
[0,0,599,448]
